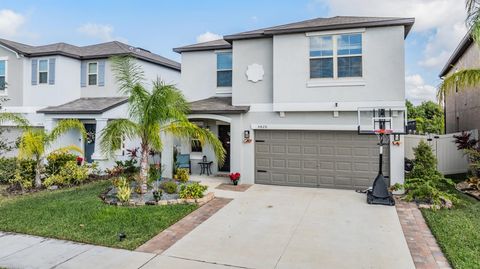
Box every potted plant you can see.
[229,172,241,185]
[76,156,84,166]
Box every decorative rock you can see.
[205,192,215,201]
[176,199,185,204]
[186,198,196,204]
[48,185,59,190]
[158,200,168,206]
[167,199,177,205]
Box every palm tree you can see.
[101,56,225,193]
[438,0,480,101]
[18,119,87,188]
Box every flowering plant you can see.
[229,172,240,183]
[76,156,84,165]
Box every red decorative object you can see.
[76,156,84,166]
[229,172,241,185]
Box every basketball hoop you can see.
[374,129,393,135]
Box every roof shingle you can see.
[189,97,249,114]
[37,97,128,114]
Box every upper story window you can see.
[88,62,98,85]
[309,33,362,79]
[217,52,232,87]
[38,59,49,84]
[0,60,5,91]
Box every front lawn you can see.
[0,181,197,250]
[421,193,480,269]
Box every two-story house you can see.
[172,16,414,189]
[0,38,180,167]
[439,30,480,133]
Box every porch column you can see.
[44,118,57,155]
[91,118,108,161]
[390,135,405,194]
[161,132,174,178]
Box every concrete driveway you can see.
[162,183,415,269]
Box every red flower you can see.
[229,172,240,181]
[76,156,83,164]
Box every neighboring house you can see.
[439,31,480,133]
[173,16,414,189]
[0,38,180,164]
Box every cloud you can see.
[405,74,437,104]
[0,9,26,37]
[77,23,127,43]
[196,31,222,43]
[311,0,468,70]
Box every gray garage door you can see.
[255,130,389,190]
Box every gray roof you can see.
[0,39,180,71]
[189,97,249,114]
[173,39,231,53]
[37,97,128,114]
[174,16,415,53]
[439,30,473,77]
[225,16,414,41]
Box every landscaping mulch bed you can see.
[456,181,480,201]
[215,183,252,192]
[395,198,452,269]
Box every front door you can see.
[84,124,96,163]
[218,125,230,172]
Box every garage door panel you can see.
[255,130,389,190]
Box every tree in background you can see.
[101,56,225,194]
[406,100,444,134]
[438,1,480,100]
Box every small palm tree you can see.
[101,57,225,193]
[438,1,480,101]
[18,119,87,188]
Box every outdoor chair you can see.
[176,154,191,174]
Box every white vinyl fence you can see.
[404,130,478,175]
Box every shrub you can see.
[179,182,208,199]
[116,177,131,204]
[161,181,177,194]
[46,150,77,176]
[175,168,189,183]
[107,160,139,178]
[12,159,37,190]
[148,164,161,184]
[0,157,17,184]
[399,140,459,209]
[43,161,89,187]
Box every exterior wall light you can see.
[243,130,252,143]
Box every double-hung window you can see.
[217,52,232,87]
[309,33,362,79]
[88,62,98,85]
[0,60,5,91]
[38,59,49,84]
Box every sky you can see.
[0,0,469,105]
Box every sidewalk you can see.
[0,232,235,269]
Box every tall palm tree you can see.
[18,119,87,188]
[101,56,225,193]
[438,0,480,101]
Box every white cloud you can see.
[312,0,468,69]
[196,31,222,43]
[405,74,437,104]
[0,9,26,37]
[77,23,127,43]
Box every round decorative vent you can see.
[246,63,264,83]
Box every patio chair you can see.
[176,154,191,174]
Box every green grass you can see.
[0,181,197,250]
[421,193,480,269]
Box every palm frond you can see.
[48,119,87,143]
[466,0,480,42]
[110,56,145,96]
[18,130,45,160]
[51,145,84,155]
[100,119,139,156]
[0,113,30,129]
[146,79,189,125]
[162,121,226,166]
[438,68,480,102]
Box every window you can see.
[88,62,98,85]
[309,36,333,78]
[217,52,232,87]
[0,60,5,91]
[309,33,362,79]
[38,59,48,84]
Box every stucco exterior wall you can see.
[272,26,405,110]
[444,42,480,133]
[232,38,273,105]
[0,47,23,106]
